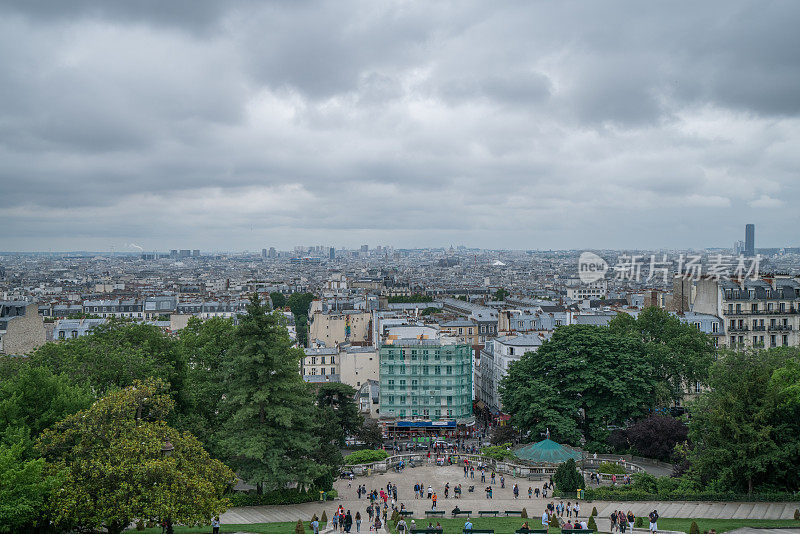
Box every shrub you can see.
[591,507,598,517]
[795,509,800,520]
[295,519,305,534]
[521,508,528,518]
[327,489,338,500]
[635,517,644,528]
[311,514,319,522]
[344,449,389,464]
[136,521,145,531]
[598,461,626,474]
[229,489,318,506]
[321,511,328,524]
[391,509,399,524]
[588,516,598,531]
[480,444,516,461]
[553,459,586,493]
[689,522,699,534]
[550,515,560,528]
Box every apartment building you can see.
[53,318,107,340]
[308,309,372,347]
[0,301,46,355]
[301,345,379,389]
[379,338,472,421]
[478,334,543,413]
[691,275,800,348]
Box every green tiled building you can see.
[379,339,472,421]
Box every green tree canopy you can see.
[216,294,324,491]
[270,292,287,309]
[688,348,800,493]
[609,307,716,404]
[494,288,509,301]
[0,440,61,533]
[0,364,94,455]
[500,325,656,446]
[38,378,234,534]
[29,321,187,403]
[174,316,236,453]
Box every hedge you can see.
[344,449,389,464]
[229,488,337,507]
[583,488,799,502]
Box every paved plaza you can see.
[220,464,800,525]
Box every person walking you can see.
[311,517,319,534]
[211,517,220,534]
[649,509,659,534]
[355,512,361,533]
[500,475,505,488]
[513,484,519,499]
[344,511,353,533]
[432,493,438,510]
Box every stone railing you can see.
[343,451,653,483]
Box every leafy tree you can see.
[295,519,306,534]
[490,424,519,445]
[30,321,187,403]
[356,417,384,449]
[494,288,509,301]
[387,295,433,303]
[588,516,598,531]
[288,292,315,347]
[420,307,441,316]
[480,444,515,461]
[0,440,61,533]
[38,379,234,534]
[270,292,287,309]
[688,348,800,493]
[500,325,656,446]
[175,317,236,454]
[216,294,324,491]
[553,458,585,493]
[613,415,688,462]
[609,307,716,404]
[0,365,93,455]
[315,383,361,443]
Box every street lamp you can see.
[161,440,174,457]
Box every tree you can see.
[175,317,236,454]
[0,440,61,533]
[609,307,716,404]
[37,379,234,534]
[552,458,585,493]
[0,365,93,456]
[315,383,361,443]
[216,294,324,491]
[420,307,441,316]
[30,321,187,403]
[494,288,509,301]
[500,325,656,446]
[270,292,287,309]
[688,348,800,493]
[616,415,688,462]
[489,424,519,445]
[288,292,315,347]
[356,417,384,449]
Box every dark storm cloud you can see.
[0,0,798,251]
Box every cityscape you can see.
[1,2,800,534]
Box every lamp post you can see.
[161,441,174,534]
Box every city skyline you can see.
[1,1,799,251]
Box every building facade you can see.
[0,301,46,355]
[379,339,472,421]
[478,334,542,413]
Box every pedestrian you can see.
[311,516,320,534]
[428,485,433,499]
[397,518,407,534]
[535,487,540,498]
[567,502,572,518]
[575,503,580,517]
[649,509,659,534]
[414,483,419,499]
[627,511,634,531]
[528,486,533,499]
[500,475,505,488]
[610,510,618,533]
[345,511,353,533]
[513,484,519,499]
[212,517,220,534]
[432,493,438,510]
[355,512,361,533]
[541,509,550,529]
[465,519,474,531]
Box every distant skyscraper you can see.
[361,244,369,253]
[745,224,755,256]
[268,247,277,258]
[192,249,200,257]
[261,248,267,258]
[329,247,335,260]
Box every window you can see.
[330,355,335,364]
[330,367,335,375]
[712,322,719,333]
[311,356,316,365]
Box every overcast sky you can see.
[1,1,799,252]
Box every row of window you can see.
[306,367,336,375]
[306,355,335,365]
[726,302,795,313]
[729,334,789,347]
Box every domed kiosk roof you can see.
[514,438,582,464]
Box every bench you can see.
[452,510,473,518]
[412,530,442,534]
[463,530,495,534]
[562,530,594,534]
[478,511,499,517]
[399,510,414,517]
[505,510,523,516]
[516,530,548,534]
[425,510,445,517]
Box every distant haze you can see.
[1,1,798,251]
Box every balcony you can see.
[727,326,749,332]
[768,325,794,332]
[725,308,798,316]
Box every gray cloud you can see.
[0,0,798,251]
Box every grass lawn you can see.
[654,518,800,534]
